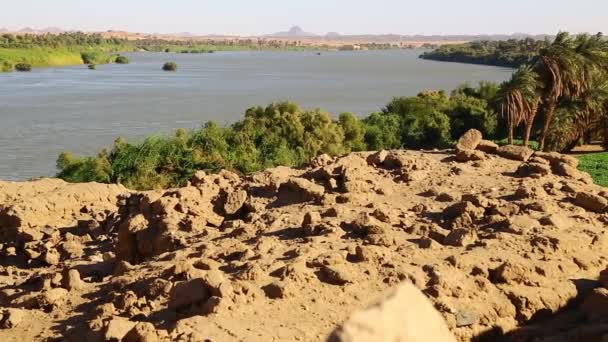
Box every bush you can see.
[363,112,401,150]
[338,112,367,152]
[80,52,96,64]
[80,51,113,65]
[115,55,129,64]
[14,63,32,72]
[1,61,12,72]
[383,93,453,148]
[162,62,177,71]
[447,95,497,140]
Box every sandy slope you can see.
[1,131,608,341]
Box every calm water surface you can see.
[0,50,512,180]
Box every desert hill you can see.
[1,130,608,341]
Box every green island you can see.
[420,37,548,67]
[0,33,135,70]
[0,32,401,71]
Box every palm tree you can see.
[546,78,608,152]
[498,65,541,146]
[535,32,608,151]
[534,32,579,150]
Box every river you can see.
[0,50,512,180]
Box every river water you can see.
[0,50,512,180]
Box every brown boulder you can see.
[169,278,211,309]
[476,140,499,154]
[278,177,325,203]
[455,129,483,151]
[455,149,486,163]
[223,190,247,215]
[575,192,608,213]
[327,282,456,342]
[497,145,534,161]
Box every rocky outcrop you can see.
[0,136,606,342]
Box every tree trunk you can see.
[508,121,514,145]
[539,100,557,151]
[523,120,533,147]
[603,117,608,150]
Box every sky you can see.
[2,0,606,36]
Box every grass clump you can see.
[577,152,608,187]
[162,62,177,71]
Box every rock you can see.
[600,268,608,288]
[575,192,608,213]
[506,216,540,235]
[42,249,61,265]
[302,211,322,235]
[278,177,325,203]
[0,308,25,329]
[321,265,354,285]
[263,282,294,299]
[367,150,389,165]
[123,322,159,342]
[350,213,386,236]
[310,154,334,168]
[581,287,608,319]
[444,228,477,247]
[535,151,579,168]
[539,214,572,230]
[169,278,211,309]
[327,282,456,342]
[491,262,529,285]
[553,162,582,178]
[443,201,485,221]
[455,149,486,163]
[497,145,534,161]
[476,140,499,154]
[104,318,137,341]
[37,288,68,308]
[455,129,483,151]
[224,190,247,215]
[436,192,459,202]
[418,237,441,249]
[62,269,85,291]
[455,310,479,327]
[516,162,552,177]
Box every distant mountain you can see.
[267,26,318,38]
[13,27,66,34]
[325,32,341,38]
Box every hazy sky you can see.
[2,0,606,36]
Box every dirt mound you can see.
[1,131,608,341]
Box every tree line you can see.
[420,37,548,68]
[55,86,501,190]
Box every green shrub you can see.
[448,95,497,140]
[339,112,367,152]
[363,112,401,150]
[14,63,32,72]
[162,62,177,71]
[383,92,453,148]
[114,55,129,64]
[80,52,96,64]
[1,60,12,72]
